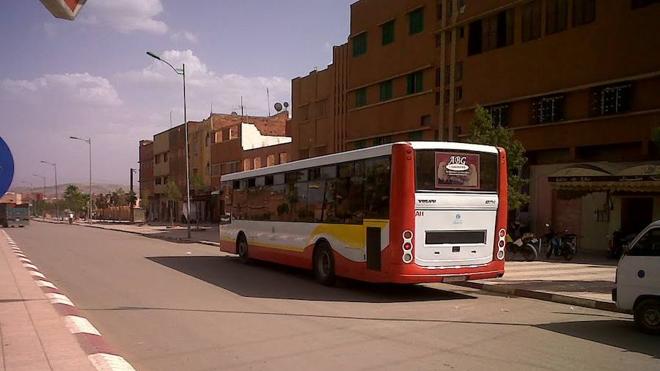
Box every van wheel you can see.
[634,298,660,335]
[314,241,336,286]
[237,234,249,264]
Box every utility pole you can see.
[146,51,192,239]
[69,136,92,222]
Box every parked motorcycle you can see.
[607,230,636,259]
[506,232,539,261]
[544,224,576,261]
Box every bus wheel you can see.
[314,241,336,286]
[237,234,249,264]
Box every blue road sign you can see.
[0,137,15,197]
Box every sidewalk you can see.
[0,231,95,371]
[461,257,619,312]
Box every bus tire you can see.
[313,241,336,286]
[237,233,249,264]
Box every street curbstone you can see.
[455,281,624,313]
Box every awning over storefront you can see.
[548,162,660,193]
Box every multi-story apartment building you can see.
[288,0,660,251]
[139,111,291,223]
[138,139,154,212]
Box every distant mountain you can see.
[9,183,133,197]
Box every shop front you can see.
[529,162,660,254]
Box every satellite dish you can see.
[283,102,290,109]
[274,102,283,112]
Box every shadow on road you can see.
[147,255,477,303]
[537,320,659,359]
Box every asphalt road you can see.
[6,222,660,371]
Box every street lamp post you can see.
[70,136,92,222]
[32,174,46,218]
[146,51,191,239]
[40,161,58,220]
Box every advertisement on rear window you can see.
[435,152,480,189]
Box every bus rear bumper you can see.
[390,270,504,284]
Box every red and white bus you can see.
[219,142,508,285]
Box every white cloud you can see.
[117,49,291,118]
[171,31,199,44]
[81,0,168,34]
[1,73,122,107]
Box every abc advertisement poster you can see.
[435,152,480,189]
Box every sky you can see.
[0,0,353,187]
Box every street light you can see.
[146,50,191,239]
[40,160,58,220]
[70,136,92,222]
[32,174,47,218]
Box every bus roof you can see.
[220,141,499,182]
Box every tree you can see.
[63,185,88,216]
[467,106,529,210]
[164,181,182,226]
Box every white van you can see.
[614,220,660,335]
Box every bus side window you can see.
[364,157,391,219]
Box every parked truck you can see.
[0,203,30,228]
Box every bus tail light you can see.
[496,228,506,260]
[402,230,414,264]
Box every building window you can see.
[455,86,463,101]
[532,95,565,124]
[243,158,251,171]
[409,7,424,35]
[573,0,596,26]
[229,126,239,140]
[379,80,393,101]
[486,104,510,127]
[458,26,465,38]
[279,152,288,164]
[631,0,660,9]
[352,32,367,57]
[381,20,395,45]
[468,9,513,55]
[267,155,275,167]
[592,83,633,116]
[546,0,568,35]
[355,88,368,107]
[254,157,262,169]
[355,140,368,149]
[420,115,432,126]
[154,154,161,164]
[155,177,162,185]
[435,68,442,87]
[373,136,392,146]
[435,33,442,48]
[522,0,542,42]
[436,0,442,20]
[406,71,424,94]
[455,62,463,81]
[409,131,424,141]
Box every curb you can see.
[455,281,623,313]
[34,219,221,247]
[1,230,137,371]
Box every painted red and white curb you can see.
[2,230,137,371]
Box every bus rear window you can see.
[416,150,498,192]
